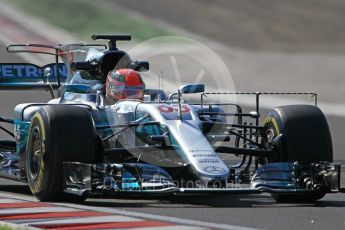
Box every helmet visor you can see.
[123,88,144,99]
[107,81,144,100]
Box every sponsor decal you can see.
[199,159,220,164]
[204,166,226,174]
[158,105,191,114]
[0,63,67,82]
[179,105,190,113]
[192,154,218,158]
[158,104,174,113]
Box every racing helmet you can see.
[105,68,145,103]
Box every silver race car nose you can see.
[165,120,230,185]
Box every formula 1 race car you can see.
[0,34,342,202]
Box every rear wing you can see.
[4,44,67,85]
[0,44,68,98]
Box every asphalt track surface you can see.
[0,45,345,230]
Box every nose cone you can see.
[165,120,230,184]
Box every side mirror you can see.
[132,61,149,72]
[64,84,93,93]
[176,84,204,120]
[179,83,205,94]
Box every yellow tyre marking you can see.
[31,112,46,193]
[34,112,46,144]
[264,116,280,135]
[34,150,41,156]
[270,117,280,135]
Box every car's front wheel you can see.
[26,105,96,201]
[263,104,333,202]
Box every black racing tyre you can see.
[263,104,332,162]
[263,104,332,202]
[25,105,96,201]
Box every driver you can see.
[105,68,145,104]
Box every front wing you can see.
[62,161,341,197]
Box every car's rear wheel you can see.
[263,104,333,202]
[26,105,96,201]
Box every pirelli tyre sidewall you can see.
[263,104,333,163]
[26,112,48,198]
[25,105,96,201]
